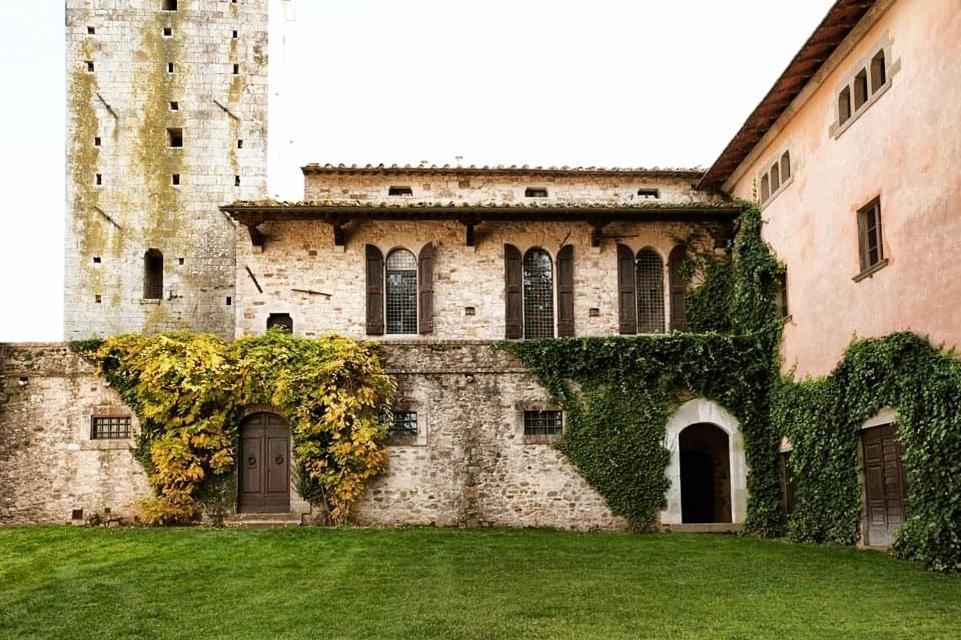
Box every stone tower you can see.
[64,0,268,340]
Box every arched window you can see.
[668,245,688,331]
[770,162,780,191]
[522,248,554,339]
[760,174,770,203]
[144,249,163,299]
[636,248,665,333]
[385,249,417,334]
[780,151,791,181]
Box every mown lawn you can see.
[0,527,958,639]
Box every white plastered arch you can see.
[660,398,747,526]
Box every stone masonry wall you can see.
[303,171,708,205]
[0,342,623,530]
[353,341,625,529]
[64,0,268,341]
[236,219,704,339]
[0,344,148,524]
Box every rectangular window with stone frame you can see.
[522,409,563,444]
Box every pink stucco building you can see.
[701,0,961,378]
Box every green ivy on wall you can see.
[774,333,961,572]
[72,331,394,525]
[501,203,788,536]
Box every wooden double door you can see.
[861,424,907,547]
[238,413,291,514]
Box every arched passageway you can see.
[661,398,746,528]
[679,423,732,523]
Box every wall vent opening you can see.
[171,174,181,186]
[94,136,101,147]
[178,257,185,265]
[388,186,413,196]
[235,175,241,187]
[167,62,175,74]
[226,296,232,306]
[95,294,102,304]
[162,0,178,10]
[525,187,548,198]
[232,30,239,39]
[93,256,101,264]
[237,139,244,149]
[167,128,183,148]
[232,64,240,75]
[85,60,95,72]
[87,26,96,35]
[163,26,173,37]
[169,101,179,111]
[637,188,660,199]
[95,173,102,186]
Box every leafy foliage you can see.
[774,333,961,572]
[77,331,394,525]
[502,203,787,535]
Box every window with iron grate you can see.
[523,248,554,339]
[635,248,665,333]
[523,410,563,436]
[386,249,417,334]
[91,416,131,440]
[390,411,418,437]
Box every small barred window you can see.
[390,411,418,437]
[523,410,563,436]
[91,416,131,440]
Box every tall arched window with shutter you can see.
[385,248,417,334]
[636,248,665,333]
[522,248,554,339]
[144,249,164,300]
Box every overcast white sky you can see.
[0,0,833,342]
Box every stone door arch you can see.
[661,398,747,527]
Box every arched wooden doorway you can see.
[238,412,291,513]
[679,423,732,524]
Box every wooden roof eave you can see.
[220,204,741,248]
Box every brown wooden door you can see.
[238,413,291,514]
[861,424,907,547]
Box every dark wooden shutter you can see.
[504,244,523,339]
[365,244,384,335]
[617,244,637,334]
[418,243,434,335]
[668,245,688,331]
[557,244,575,336]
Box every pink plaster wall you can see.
[729,0,961,378]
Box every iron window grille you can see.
[390,411,418,437]
[91,416,131,440]
[635,249,665,333]
[523,410,563,436]
[522,248,554,339]
[386,249,417,334]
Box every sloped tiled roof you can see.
[302,163,705,179]
[698,0,878,190]
[223,199,737,212]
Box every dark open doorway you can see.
[680,423,732,523]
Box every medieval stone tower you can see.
[64,0,269,340]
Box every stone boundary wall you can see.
[0,344,148,524]
[0,342,623,530]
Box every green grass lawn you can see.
[0,527,959,639]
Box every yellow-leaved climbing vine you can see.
[76,331,395,525]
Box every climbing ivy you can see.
[774,333,961,572]
[73,331,394,525]
[501,203,787,536]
